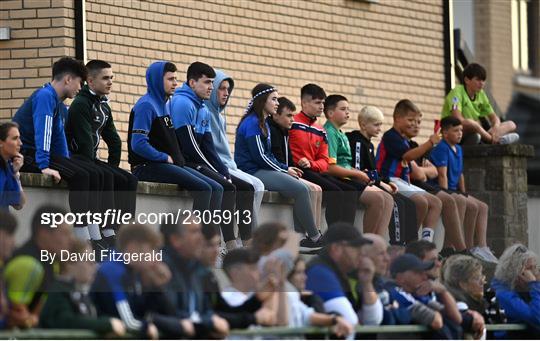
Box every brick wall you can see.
[0,0,75,119]
[2,0,446,170]
[474,0,514,114]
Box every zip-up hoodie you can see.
[289,112,329,172]
[12,83,69,169]
[66,84,121,166]
[205,70,237,170]
[235,112,288,175]
[128,61,185,169]
[171,83,229,178]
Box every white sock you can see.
[74,226,91,241]
[102,229,115,237]
[88,224,102,240]
[310,232,322,242]
[421,227,434,242]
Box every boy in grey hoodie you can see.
[205,70,265,231]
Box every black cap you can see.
[324,222,372,247]
[390,253,435,278]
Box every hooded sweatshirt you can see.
[128,61,185,169]
[171,83,229,178]
[205,70,238,170]
[66,84,121,166]
[12,83,69,169]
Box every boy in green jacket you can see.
[65,60,138,248]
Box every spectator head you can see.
[252,221,288,256]
[85,59,113,96]
[390,253,433,293]
[442,255,485,299]
[239,83,278,137]
[160,214,203,260]
[162,61,178,97]
[463,63,487,82]
[31,205,72,254]
[300,83,326,118]
[60,239,96,285]
[51,57,87,99]
[187,61,216,100]
[223,248,260,292]
[324,222,372,274]
[495,243,539,291]
[440,116,463,145]
[324,94,349,128]
[0,210,17,261]
[357,106,385,139]
[199,224,221,267]
[392,99,422,138]
[216,76,234,107]
[405,240,441,280]
[271,97,296,130]
[117,223,162,272]
[0,122,21,166]
[288,257,307,291]
[463,63,487,95]
[363,233,391,277]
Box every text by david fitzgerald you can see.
[40,249,162,265]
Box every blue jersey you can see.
[12,83,69,169]
[376,128,411,182]
[429,140,463,191]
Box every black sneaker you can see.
[103,235,117,249]
[299,237,324,254]
[91,239,109,254]
[439,247,457,259]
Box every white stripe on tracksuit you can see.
[116,300,143,331]
[44,115,53,152]
[255,135,287,173]
[187,125,218,172]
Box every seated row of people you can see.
[2,58,516,260]
[1,208,538,338]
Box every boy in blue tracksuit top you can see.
[171,62,254,249]
[12,57,103,241]
[128,61,222,214]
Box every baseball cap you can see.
[323,222,372,247]
[390,253,435,278]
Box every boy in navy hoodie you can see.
[171,62,253,250]
[128,61,222,213]
[12,57,103,241]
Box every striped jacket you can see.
[289,112,329,172]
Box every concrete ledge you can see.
[462,143,535,158]
[20,172,293,204]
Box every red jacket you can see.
[289,112,329,172]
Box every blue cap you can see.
[390,253,435,278]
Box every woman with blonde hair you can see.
[492,244,540,335]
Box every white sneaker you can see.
[470,246,498,264]
[499,133,519,145]
[479,246,498,263]
[215,247,227,269]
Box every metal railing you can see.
[0,324,527,339]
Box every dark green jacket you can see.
[39,278,113,333]
[66,85,121,166]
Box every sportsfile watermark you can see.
[41,209,252,228]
